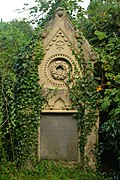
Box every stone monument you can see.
[38,8,98,165]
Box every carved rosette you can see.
[50,60,69,80]
[44,54,74,86]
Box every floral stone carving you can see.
[44,54,74,87]
[50,60,69,80]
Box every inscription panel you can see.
[40,113,78,161]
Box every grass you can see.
[0,160,106,180]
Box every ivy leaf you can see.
[116,74,120,84]
[101,96,111,110]
[95,30,107,40]
[115,107,120,116]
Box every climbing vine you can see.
[0,26,45,165]
[13,33,45,165]
[0,21,34,163]
[69,33,100,166]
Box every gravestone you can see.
[38,8,98,165]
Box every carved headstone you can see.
[38,8,98,164]
[39,8,90,111]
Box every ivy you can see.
[84,0,120,176]
[0,22,45,165]
[69,34,100,165]
[13,34,45,165]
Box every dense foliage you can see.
[0,20,34,161]
[83,0,120,177]
[0,160,106,180]
[0,21,44,165]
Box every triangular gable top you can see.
[38,7,97,110]
[44,28,73,51]
[42,7,96,61]
[43,7,76,47]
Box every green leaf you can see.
[101,96,111,110]
[95,30,107,40]
[115,107,120,116]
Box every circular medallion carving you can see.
[50,61,69,80]
[44,54,74,86]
